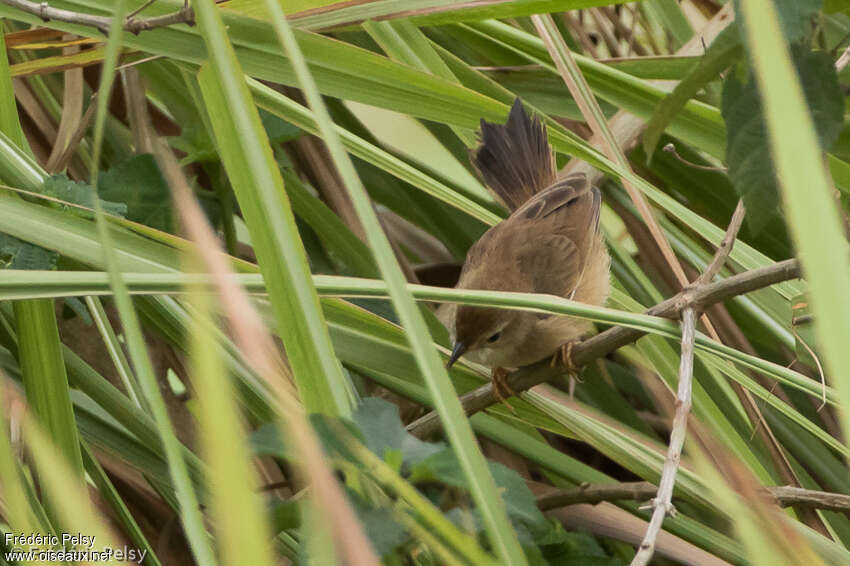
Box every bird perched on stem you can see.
[440,100,610,396]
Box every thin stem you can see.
[536,481,850,514]
[695,200,745,286]
[0,0,194,34]
[631,307,696,566]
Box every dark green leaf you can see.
[352,397,443,466]
[260,108,301,144]
[97,154,173,231]
[249,423,291,460]
[269,499,301,532]
[43,175,127,218]
[722,48,844,232]
[350,494,409,557]
[537,526,621,565]
[409,449,546,529]
[0,233,57,269]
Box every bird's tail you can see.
[470,99,556,211]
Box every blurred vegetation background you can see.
[0,0,848,565]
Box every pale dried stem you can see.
[44,40,82,172]
[836,44,850,72]
[630,307,696,566]
[0,0,194,34]
[633,198,746,564]
[695,199,745,286]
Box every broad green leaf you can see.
[0,233,57,269]
[44,174,127,218]
[350,500,409,558]
[723,48,844,232]
[97,155,172,231]
[351,397,443,466]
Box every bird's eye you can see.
[487,331,501,343]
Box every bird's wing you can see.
[513,175,602,298]
[514,172,591,221]
[517,233,581,297]
[457,174,601,298]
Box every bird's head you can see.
[447,305,533,368]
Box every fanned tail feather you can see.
[470,99,556,211]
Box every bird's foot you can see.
[551,341,582,377]
[491,367,516,413]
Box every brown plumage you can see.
[442,100,610,370]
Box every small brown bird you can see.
[441,100,610,387]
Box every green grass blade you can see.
[737,0,850,446]
[192,0,354,417]
[86,3,217,563]
[642,0,694,47]
[248,80,501,225]
[23,414,122,555]
[189,266,276,566]
[13,300,84,478]
[0,26,30,155]
[288,0,625,30]
[261,3,525,563]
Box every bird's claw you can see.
[551,341,581,377]
[491,367,517,414]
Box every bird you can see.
[439,99,610,395]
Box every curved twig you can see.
[631,307,696,566]
[0,0,194,34]
[537,482,850,515]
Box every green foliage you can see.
[734,0,822,41]
[352,397,443,467]
[774,0,823,40]
[0,233,57,269]
[44,174,127,218]
[0,1,849,564]
[349,495,410,557]
[97,155,172,231]
[259,109,301,144]
[256,397,622,563]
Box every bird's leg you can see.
[491,367,516,413]
[551,340,583,374]
[551,341,583,399]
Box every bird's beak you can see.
[446,342,467,368]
